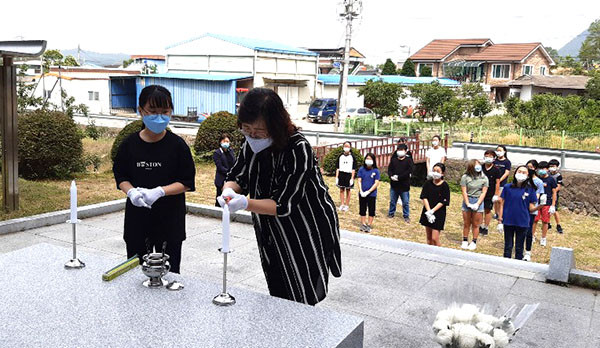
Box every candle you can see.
[70,180,77,223]
[222,204,230,253]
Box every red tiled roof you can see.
[465,43,541,61]
[409,39,491,60]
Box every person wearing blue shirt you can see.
[532,161,558,247]
[498,165,541,260]
[357,153,380,233]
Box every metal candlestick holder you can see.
[64,219,85,269]
[212,248,235,306]
[141,252,171,288]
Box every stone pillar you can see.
[547,247,575,284]
[0,56,19,211]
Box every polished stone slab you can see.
[0,244,363,348]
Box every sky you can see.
[1,0,599,65]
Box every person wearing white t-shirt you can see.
[426,135,446,173]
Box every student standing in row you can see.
[497,166,540,260]
[493,145,511,219]
[548,159,564,234]
[532,161,558,247]
[480,150,501,236]
[213,134,235,207]
[357,153,380,233]
[419,163,450,246]
[524,160,546,261]
[425,135,446,173]
[387,144,414,222]
[460,159,489,250]
[335,142,357,212]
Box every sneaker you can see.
[557,225,564,234]
[404,217,411,224]
[468,242,477,250]
[338,205,344,212]
[461,241,469,249]
[540,238,547,247]
[342,205,349,212]
[366,225,372,233]
[548,223,552,230]
[523,252,531,262]
[480,227,488,236]
[359,224,368,232]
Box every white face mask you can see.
[245,135,273,153]
[549,167,558,173]
[483,157,494,164]
[430,172,443,180]
[343,147,351,153]
[432,140,440,147]
[496,151,505,158]
[365,159,374,167]
[515,173,528,183]
[474,165,482,173]
[397,150,406,157]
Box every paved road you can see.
[2,211,598,347]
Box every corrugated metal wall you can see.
[110,77,137,109]
[135,77,236,115]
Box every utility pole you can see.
[335,0,362,132]
[77,44,81,65]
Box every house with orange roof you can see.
[409,39,555,102]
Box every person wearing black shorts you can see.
[335,142,357,212]
[357,153,380,233]
[481,150,501,236]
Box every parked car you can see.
[345,107,375,118]
[307,98,337,123]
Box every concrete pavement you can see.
[1,211,598,347]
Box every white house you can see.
[165,33,319,117]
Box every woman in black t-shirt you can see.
[113,85,196,274]
[419,163,450,246]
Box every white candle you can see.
[70,180,77,223]
[222,204,230,253]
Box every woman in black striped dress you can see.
[218,88,342,305]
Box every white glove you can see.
[492,195,500,203]
[391,175,399,181]
[360,191,369,198]
[349,178,354,186]
[539,194,547,206]
[427,213,436,224]
[226,194,248,212]
[335,177,339,185]
[549,205,556,214]
[468,203,479,211]
[139,187,165,207]
[127,188,150,208]
[425,209,434,217]
[217,188,238,207]
[497,223,504,233]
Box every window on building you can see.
[88,91,99,101]
[44,90,51,99]
[540,66,547,75]
[418,63,434,76]
[492,64,510,79]
[522,65,533,76]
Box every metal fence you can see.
[344,116,600,152]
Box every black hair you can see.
[219,134,230,143]
[343,141,352,148]
[538,161,549,169]
[398,137,407,144]
[237,88,298,152]
[433,162,446,173]
[511,165,534,188]
[526,159,538,169]
[549,159,560,166]
[432,135,441,141]
[363,153,378,169]
[397,143,408,151]
[139,85,174,111]
[484,149,496,158]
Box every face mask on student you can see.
[515,173,528,182]
[432,140,439,147]
[474,165,482,172]
[397,150,406,157]
[549,166,558,173]
[496,151,505,158]
[537,169,547,176]
[245,135,273,153]
[365,159,374,167]
[430,172,443,180]
[483,157,494,164]
[143,114,170,134]
[343,147,351,153]
[221,142,230,149]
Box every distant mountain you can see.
[60,49,130,67]
[558,30,589,57]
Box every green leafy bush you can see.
[321,147,364,175]
[193,111,244,161]
[110,120,143,162]
[18,110,83,179]
[85,120,102,140]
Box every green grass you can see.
[2,136,600,273]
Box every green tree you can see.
[579,19,600,69]
[381,58,397,75]
[122,58,134,68]
[42,49,64,72]
[400,59,416,76]
[459,83,491,122]
[545,46,561,64]
[409,81,455,122]
[585,70,600,100]
[559,55,585,75]
[439,97,465,126]
[357,79,405,116]
[471,94,493,123]
[16,64,43,113]
[63,55,79,66]
[420,65,432,77]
